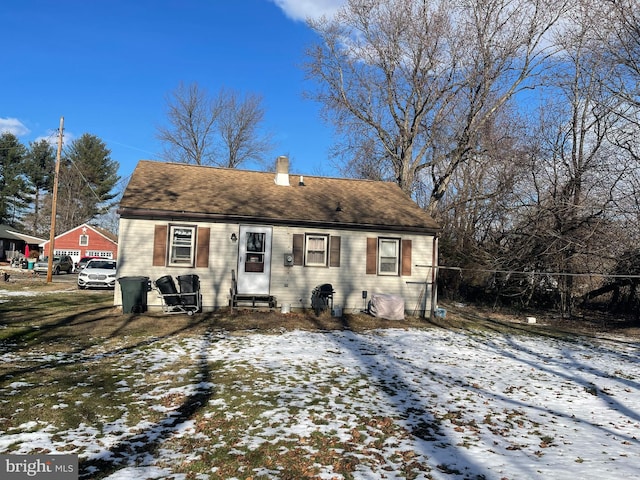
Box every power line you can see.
[416,264,640,280]
[67,157,103,204]
[103,138,157,157]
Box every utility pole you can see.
[46,117,64,283]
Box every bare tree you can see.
[599,0,640,104]
[593,1,640,163]
[494,4,638,314]
[217,90,273,168]
[157,82,273,168]
[437,108,529,260]
[157,82,222,166]
[305,0,566,214]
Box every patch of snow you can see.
[0,289,38,297]
[101,466,180,480]
[1,328,638,479]
[0,289,72,297]
[8,381,32,389]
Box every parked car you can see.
[33,255,74,275]
[74,256,98,273]
[77,259,117,289]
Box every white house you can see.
[115,157,440,316]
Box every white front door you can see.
[237,225,272,294]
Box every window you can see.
[55,250,81,257]
[367,237,412,276]
[292,233,340,267]
[86,250,113,259]
[305,234,328,266]
[79,234,89,246]
[244,232,266,272]
[169,225,196,266]
[378,238,400,275]
[153,224,209,268]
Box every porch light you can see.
[230,233,238,242]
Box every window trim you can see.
[79,234,89,246]
[168,224,196,267]
[304,234,329,267]
[378,237,400,276]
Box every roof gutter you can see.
[117,207,441,235]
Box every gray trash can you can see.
[118,276,150,313]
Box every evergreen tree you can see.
[0,132,28,227]
[22,139,55,236]
[57,134,119,233]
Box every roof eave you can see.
[118,207,440,235]
[6,230,48,244]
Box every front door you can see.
[237,225,272,294]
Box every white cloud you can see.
[270,0,345,22]
[0,117,30,136]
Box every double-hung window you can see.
[292,233,340,267]
[169,225,196,266]
[153,224,210,268]
[378,238,400,275]
[305,234,328,266]
[367,237,410,276]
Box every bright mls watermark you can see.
[0,455,78,479]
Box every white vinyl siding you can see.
[271,228,434,315]
[116,218,436,316]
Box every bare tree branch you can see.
[156,83,273,168]
[217,89,273,169]
[305,0,566,214]
[157,82,221,166]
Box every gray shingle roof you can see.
[119,161,439,233]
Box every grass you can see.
[1,284,638,479]
[1,289,440,478]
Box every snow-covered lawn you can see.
[1,326,639,479]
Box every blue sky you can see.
[2,0,346,188]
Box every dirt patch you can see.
[209,308,430,333]
[124,303,640,342]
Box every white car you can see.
[77,259,117,289]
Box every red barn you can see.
[40,224,118,266]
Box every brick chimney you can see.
[274,156,290,186]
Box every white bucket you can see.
[281,304,291,314]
